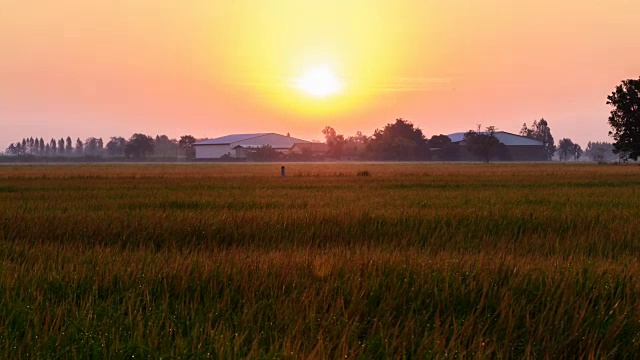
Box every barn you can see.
[193,133,312,159]
[447,131,547,161]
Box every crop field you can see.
[1,162,640,358]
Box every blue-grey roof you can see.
[447,132,469,143]
[194,133,270,145]
[194,133,312,148]
[447,131,543,146]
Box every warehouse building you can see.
[193,133,315,159]
[446,131,547,161]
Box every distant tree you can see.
[343,131,369,159]
[123,144,134,158]
[368,118,429,160]
[558,138,575,161]
[520,122,530,138]
[66,137,73,154]
[585,142,616,163]
[520,118,556,160]
[75,138,84,155]
[39,137,45,154]
[17,142,26,156]
[7,143,16,156]
[45,144,51,155]
[126,133,154,158]
[6,143,17,156]
[427,134,451,149]
[7,142,25,156]
[97,138,104,154]
[50,139,57,154]
[84,137,99,156]
[322,126,346,159]
[607,77,640,160]
[464,126,504,163]
[428,134,458,161]
[573,143,583,161]
[178,135,197,159]
[155,135,179,157]
[247,144,280,161]
[106,137,127,156]
[29,137,34,154]
[58,138,65,154]
[350,131,368,144]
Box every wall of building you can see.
[456,144,547,161]
[507,145,548,161]
[195,145,232,159]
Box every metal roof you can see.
[233,144,292,149]
[447,132,470,143]
[447,131,544,146]
[194,133,270,145]
[194,133,312,148]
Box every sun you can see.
[293,65,343,97]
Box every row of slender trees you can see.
[5,134,198,159]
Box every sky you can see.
[1,0,639,149]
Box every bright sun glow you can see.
[294,65,343,97]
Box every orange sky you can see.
[1,0,639,148]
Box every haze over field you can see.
[1,0,639,147]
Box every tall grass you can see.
[1,163,640,358]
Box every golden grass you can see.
[1,163,640,358]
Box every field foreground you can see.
[1,163,640,358]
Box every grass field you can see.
[1,163,640,358]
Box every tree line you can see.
[308,119,543,162]
[4,134,198,160]
[316,118,608,162]
[318,73,640,163]
[241,76,640,163]
[3,77,638,163]
[249,76,639,163]
[2,121,619,163]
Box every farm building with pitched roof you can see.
[445,131,547,161]
[193,133,315,159]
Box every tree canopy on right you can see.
[607,77,640,161]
